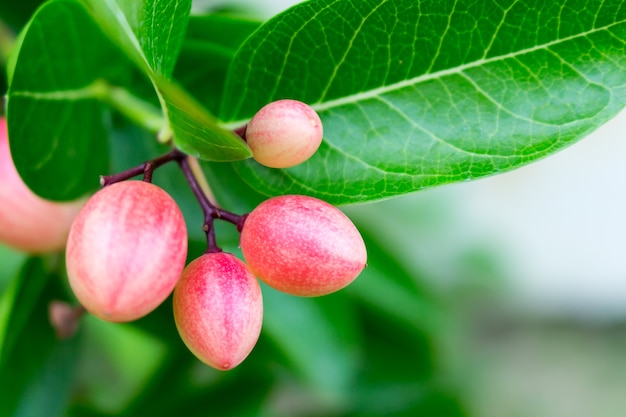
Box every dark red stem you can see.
[234,125,247,141]
[100,149,186,186]
[177,156,245,253]
[99,148,246,254]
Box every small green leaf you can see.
[81,0,251,161]
[0,257,80,417]
[6,0,121,200]
[221,0,626,204]
[158,79,252,160]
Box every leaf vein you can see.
[311,20,625,113]
[318,0,391,102]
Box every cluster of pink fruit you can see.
[0,100,367,371]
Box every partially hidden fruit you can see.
[240,195,367,297]
[0,117,84,252]
[66,180,188,322]
[173,252,263,370]
[245,99,323,168]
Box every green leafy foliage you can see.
[0,257,80,417]
[6,0,250,202]
[6,0,121,200]
[80,0,189,79]
[175,14,262,115]
[221,0,626,204]
[80,0,251,160]
[2,0,625,416]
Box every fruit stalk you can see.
[100,148,185,185]
[177,156,245,253]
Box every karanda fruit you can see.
[66,180,188,322]
[245,99,323,168]
[240,195,367,297]
[173,252,263,370]
[0,117,84,253]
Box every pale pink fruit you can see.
[66,180,188,322]
[173,252,263,370]
[245,99,323,168]
[0,117,84,252]
[240,195,367,297]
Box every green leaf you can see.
[0,257,80,417]
[80,0,188,79]
[262,286,359,406]
[159,80,252,160]
[81,0,251,161]
[221,0,626,204]
[175,13,262,115]
[6,0,121,200]
[8,0,250,201]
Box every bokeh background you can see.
[2,1,626,416]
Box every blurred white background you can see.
[457,108,626,319]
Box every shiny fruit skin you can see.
[173,252,263,370]
[245,99,323,168]
[66,180,188,322]
[240,195,367,297]
[0,117,83,253]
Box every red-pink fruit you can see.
[245,99,323,168]
[0,117,84,252]
[66,180,188,322]
[240,195,367,297]
[173,252,263,370]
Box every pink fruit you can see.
[0,117,84,252]
[245,99,323,168]
[66,180,188,322]
[240,195,367,297]
[173,252,263,370]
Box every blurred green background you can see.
[2,1,626,416]
[2,108,626,416]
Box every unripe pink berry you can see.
[240,195,367,297]
[173,252,263,370]
[66,180,188,322]
[245,99,323,168]
[0,117,84,252]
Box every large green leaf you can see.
[6,0,120,200]
[221,0,626,204]
[81,0,251,161]
[7,0,250,202]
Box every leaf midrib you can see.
[10,80,108,101]
[222,19,625,129]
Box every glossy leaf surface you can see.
[7,0,250,202]
[221,0,626,204]
[6,0,118,200]
[81,0,251,161]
